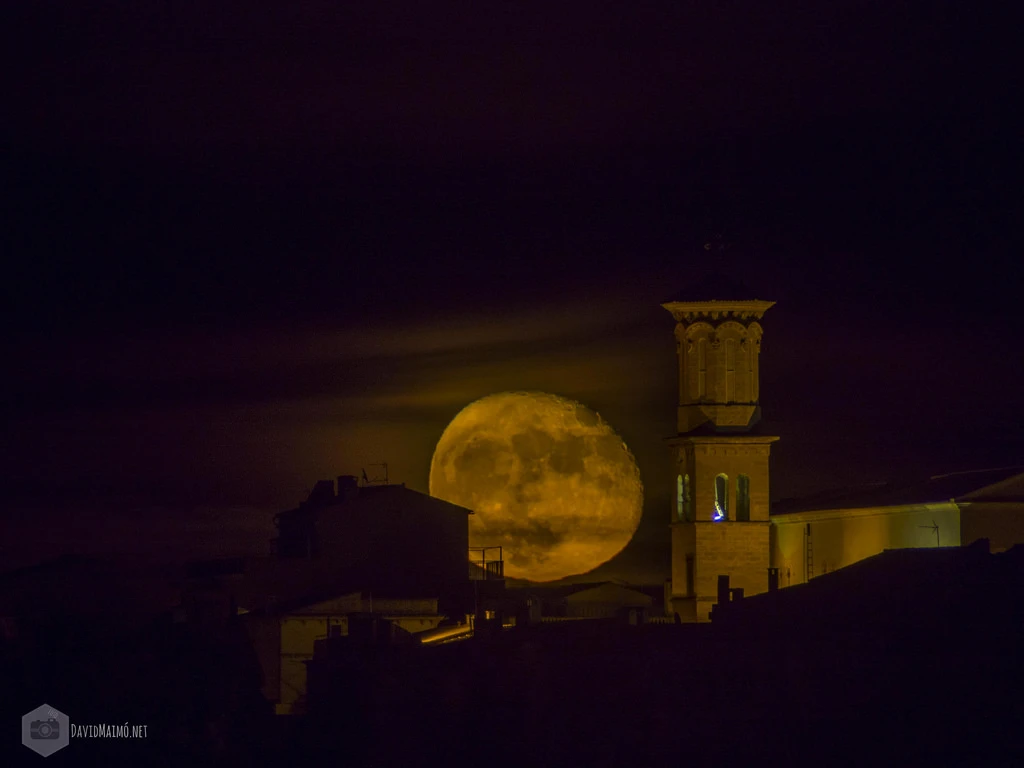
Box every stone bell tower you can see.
[663,277,779,622]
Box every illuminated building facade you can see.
[663,287,779,621]
[770,466,1024,585]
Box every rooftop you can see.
[772,466,1024,516]
[275,481,474,522]
[714,538,1024,637]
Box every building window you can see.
[685,555,695,596]
[737,474,750,521]
[677,474,692,521]
[714,474,728,521]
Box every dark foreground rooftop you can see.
[290,540,1023,767]
[3,542,1020,766]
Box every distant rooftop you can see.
[276,479,474,521]
[772,466,1024,516]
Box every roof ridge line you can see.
[929,466,1024,480]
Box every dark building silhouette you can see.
[272,476,472,610]
[244,587,445,714]
[501,581,664,620]
[709,539,1024,762]
[286,540,1024,766]
[228,475,480,714]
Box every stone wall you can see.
[670,521,769,621]
[696,521,770,615]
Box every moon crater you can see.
[429,391,643,582]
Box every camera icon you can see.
[22,704,69,756]
[30,718,61,740]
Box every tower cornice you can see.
[666,435,780,446]
[661,300,775,324]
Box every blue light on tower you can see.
[712,502,725,522]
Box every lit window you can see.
[737,474,750,521]
[714,474,728,521]
[676,474,692,521]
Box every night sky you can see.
[2,1,1021,580]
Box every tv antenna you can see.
[361,462,389,486]
[918,521,940,547]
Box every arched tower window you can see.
[714,474,728,521]
[676,474,683,520]
[677,474,692,522]
[737,474,750,521]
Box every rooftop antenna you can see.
[918,521,940,547]
[361,462,389,486]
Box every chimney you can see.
[337,475,360,501]
[717,574,730,605]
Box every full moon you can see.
[429,391,643,582]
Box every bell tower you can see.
[663,280,778,622]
